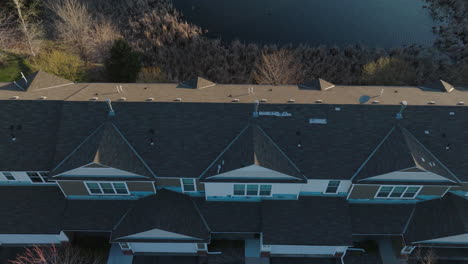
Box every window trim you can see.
[375,185,422,199]
[324,180,341,194]
[84,182,130,196]
[180,178,197,193]
[2,172,16,181]
[232,184,272,197]
[119,242,131,250]
[26,171,50,183]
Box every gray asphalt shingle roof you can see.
[350,203,415,235]
[404,193,468,243]
[52,121,154,178]
[111,189,210,243]
[262,196,353,246]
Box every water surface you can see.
[172,0,436,48]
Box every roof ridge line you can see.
[351,126,396,181]
[254,124,305,180]
[198,123,251,179]
[52,122,107,175]
[400,127,461,184]
[109,123,157,179]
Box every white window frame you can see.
[401,246,416,254]
[84,182,130,196]
[26,171,50,183]
[180,178,197,192]
[232,184,272,197]
[324,180,341,194]
[2,172,16,181]
[119,242,131,250]
[375,185,422,199]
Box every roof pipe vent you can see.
[457,102,464,105]
[90,97,98,101]
[10,96,19,100]
[39,96,47,100]
[232,98,239,102]
[253,100,260,117]
[174,98,182,102]
[146,97,154,101]
[288,99,295,103]
[396,101,407,120]
[105,98,115,116]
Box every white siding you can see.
[129,242,198,254]
[205,183,302,198]
[204,180,351,198]
[300,180,352,194]
[0,232,68,245]
[269,245,345,256]
[0,172,33,183]
[417,233,468,244]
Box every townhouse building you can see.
[0,71,467,263]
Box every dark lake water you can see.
[171,0,437,48]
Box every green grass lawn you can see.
[0,51,32,82]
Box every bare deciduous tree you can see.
[11,0,43,57]
[413,248,438,264]
[9,244,105,264]
[253,49,304,85]
[47,0,120,63]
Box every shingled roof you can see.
[404,193,468,244]
[0,186,67,234]
[200,123,305,182]
[111,189,210,243]
[299,78,335,90]
[350,203,415,235]
[422,79,455,93]
[14,71,74,91]
[352,126,459,184]
[52,121,155,178]
[181,77,215,89]
[262,196,353,246]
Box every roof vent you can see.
[253,100,259,117]
[421,157,425,162]
[39,96,47,100]
[446,144,451,150]
[260,99,268,102]
[315,100,323,103]
[248,87,254,95]
[449,112,455,116]
[149,139,155,146]
[119,97,126,101]
[309,118,327,124]
[288,99,295,103]
[147,97,154,101]
[10,96,19,100]
[396,101,407,120]
[372,100,379,104]
[11,134,16,141]
[90,97,98,101]
[424,130,430,135]
[232,98,239,102]
[428,101,436,104]
[105,98,115,116]
[457,102,464,105]
[174,98,182,102]
[335,107,341,111]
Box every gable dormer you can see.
[352,126,459,184]
[14,70,74,91]
[52,121,155,180]
[200,124,305,183]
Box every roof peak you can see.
[52,121,155,178]
[15,70,74,92]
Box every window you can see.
[84,182,129,195]
[325,180,341,194]
[247,184,259,196]
[259,185,272,196]
[119,242,131,250]
[26,171,50,183]
[2,172,15,181]
[181,179,196,192]
[234,184,246,195]
[197,243,207,250]
[233,184,272,196]
[376,186,393,198]
[27,172,44,183]
[376,186,421,199]
[403,187,421,198]
[390,186,406,198]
